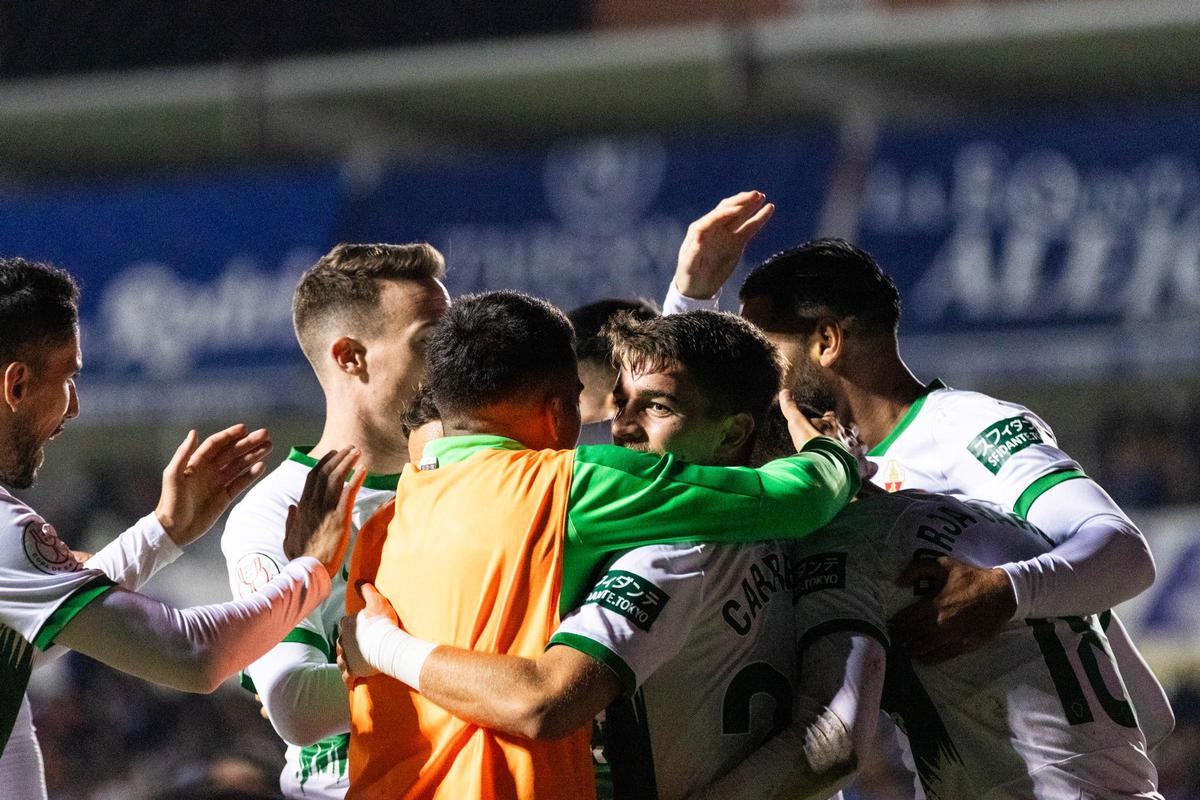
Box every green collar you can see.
[287,446,402,491]
[867,378,948,457]
[420,434,527,468]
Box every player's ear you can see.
[715,412,755,462]
[545,388,582,450]
[813,317,844,367]
[2,361,29,412]
[330,336,368,378]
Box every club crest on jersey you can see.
[883,459,905,492]
[22,520,80,574]
[235,552,281,597]
[968,415,1045,475]
[585,569,669,632]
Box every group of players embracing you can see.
[0,189,1169,800]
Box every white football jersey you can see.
[220,447,396,800]
[866,381,1082,520]
[793,491,1161,800]
[865,382,1168,742]
[0,484,115,757]
[552,541,797,800]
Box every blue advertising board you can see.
[857,106,1200,336]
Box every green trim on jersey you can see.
[287,446,401,491]
[420,434,525,466]
[549,631,637,697]
[33,577,116,651]
[797,618,890,658]
[1013,468,1087,519]
[298,732,349,788]
[1,625,34,753]
[282,627,335,662]
[868,379,947,458]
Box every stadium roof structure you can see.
[0,0,1197,178]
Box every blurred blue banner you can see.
[0,131,835,411]
[858,106,1200,335]
[355,132,835,310]
[0,166,343,381]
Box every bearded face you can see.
[0,413,45,489]
[786,349,840,414]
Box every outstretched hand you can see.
[889,556,1016,664]
[155,424,273,548]
[283,446,364,577]
[674,190,775,300]
[338,583,399,687]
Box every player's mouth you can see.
[47,425,65,441]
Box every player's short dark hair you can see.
[426,291,576,417]
[739,238,901,337]
[0,257,80,366]
[292,242,445,364]
[400,385,439,438]
[568,298,659,366]
[604,310,781,425]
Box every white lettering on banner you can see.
[435,138,686,307]
[98,248,318,376]
[860,143,1200,324]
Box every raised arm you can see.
[86,424,272,591]
[664,190,775,313]
[53,447,363,694]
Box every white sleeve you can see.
[0,698,48,800]
[84,513,183,592]
[791,528,890,654]
[0,496,115,649]
[933,395,1082,513]
[549,544,705,696]
[662,281,721,316]
[245,642,350,746]
[223,486,350,743]
[54,557,331,694]
[999,477,1155,619]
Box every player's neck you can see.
[838,357,926,450]
[310,412,409,476]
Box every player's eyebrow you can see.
[638,389,682,405]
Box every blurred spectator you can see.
[568,297,659,445]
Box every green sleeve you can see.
[560,437,858,609]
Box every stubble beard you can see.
[787,359,840,416]
[0,416,45,490]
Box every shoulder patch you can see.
[967,415,1044,475]
[22,520,80,575]
[584,569,669,632]
[794,552,847,597]
[235,552,281,598]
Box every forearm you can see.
[59,557,330,693]
[249,642,350,746]
[419,648,586,739]
[85,513,183,591]
[352,615,609,740]
[1002,520,1153,620]
[756,437,860,536]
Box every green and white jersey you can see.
[866,381,1083,515]
[0,484,115,758]
[552,541,797,800]
[220,447,397,800]
[793,491,1161,800]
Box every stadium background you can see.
[2,1,1198,797]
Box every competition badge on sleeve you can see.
[23,521,80,574]
[235,553,281,597]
